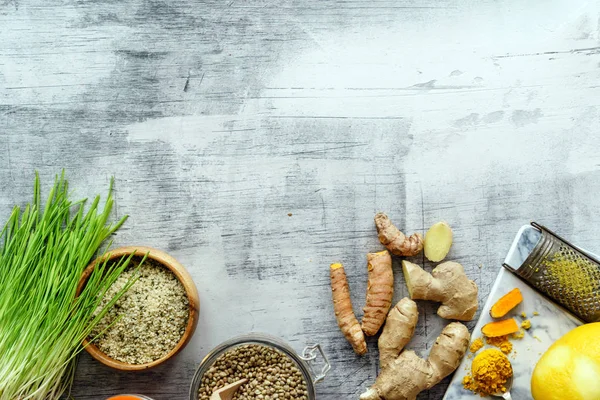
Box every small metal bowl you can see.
[77,246,200,371]
[189,333,331,400]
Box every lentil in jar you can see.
[198,344,309,400]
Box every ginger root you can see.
[481,318,519,337]
[374,213,423,257]
[489,288,523,319]
[361,321,470,400]
[378,298,418,369]
[402,260,478,321]
[362,251,394,336]
[424,221,453,262]
[330,263,367,355]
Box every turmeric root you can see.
[374,213,423,257]
[361,322,470,400]
[481,318,519,337]
[424,221,453,262]
[330,263,367,355]
[402,260,478,321]
[362,251,394,336]
[489,288,523,318]
[378,298,418,369]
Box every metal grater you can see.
[503,222,600,323]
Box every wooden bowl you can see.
[76,246,200,371]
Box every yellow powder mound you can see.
[463,349,513,396]
[486,335,513,354]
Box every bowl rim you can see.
[189,333,317,400]
[77,246,200,371]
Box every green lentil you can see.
[198,344,309,400]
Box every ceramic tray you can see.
[443,225,586,400]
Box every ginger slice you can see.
[424,221,453,262]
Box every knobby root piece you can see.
[424,221,453,262]
[360,322,470,400]
[481,318,519,338]
[378,298,418,369]
[330,263,367,355]
[489,288,523,319]
[402,260,478,321]
[362,251,394,336]
[374,213,423,257]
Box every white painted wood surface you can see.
[2,1,600,399]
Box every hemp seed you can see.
[89,256,189,364]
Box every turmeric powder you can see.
[463,349,513,396]
[469,337,484,353]
[486,335,512,354]
[512,329,525,339]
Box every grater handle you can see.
[502,263,517,273]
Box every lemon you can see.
[531,323,600,400]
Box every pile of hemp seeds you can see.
[198,344,309,400]
[89,256,189,364]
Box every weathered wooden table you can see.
[2,0,600,399]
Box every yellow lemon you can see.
[531,323,600,400]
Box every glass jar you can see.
[189,333,331,400]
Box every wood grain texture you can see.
[2,0,600,399]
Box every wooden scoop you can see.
[209,379,248,400]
